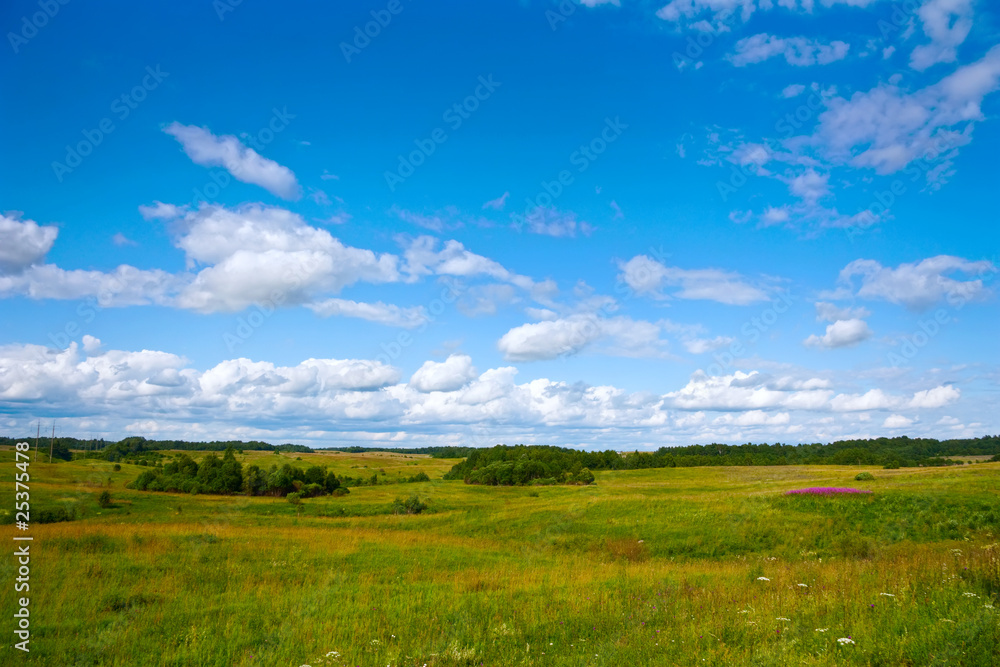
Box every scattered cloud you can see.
[804,318,873,349]
[409,354,477,392]
[164,122,301,199]
[730,34,850,67]
[0,214,58,274]
[910,0,974,71]
[837,255,995,310]
[618,255,769,305]
[482,191,510,210]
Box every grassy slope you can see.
[1,448,998,666]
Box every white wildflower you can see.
[776,617,790,621]
[837,638,855,645]
[963,592,977,597]
[880,593,895,597]
[815,628,829,632]
[757,576,770,581]
[797,583,808,588]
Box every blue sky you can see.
[0,0,997,448]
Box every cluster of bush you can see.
[340,471,431,487]
[445,446,598,486]
[126,449,347,497]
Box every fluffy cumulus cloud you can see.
[164,122,301,199]
[0,214,58,274]
[497,315,667,361]
[0,341,975,447]
[910,0,974,71]
[174,204,400,312]
[408,354,477,392]
[837,255,995,310]
[804,318,873,349]
[618,255,769,304]
[730,34,850,67]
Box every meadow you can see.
[1,447,998,666]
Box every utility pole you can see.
[49,422,55,463]
[34,422,40,462]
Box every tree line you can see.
[445,436,1000,485]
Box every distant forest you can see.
[442,436,1000,485]
[3,434,998,477]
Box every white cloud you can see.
[782,84,806,98]
[730,34,850,67]
[497,315,667,361]
[667,370,833,411]
[909,384,960,409]
[519,208,593,238]
[482,192,510,210]
[804,318,872,348]
[0,214,58,274]
[656,0,879,29]
[815,301,870,322]
[175,205,399,312]
[401,236,557,303]
[164,122,301,199]
[618,255,769,304]
[409,354,477,392]
[816,46,1000,177]
[306,298,428,328]
[111,232,138,247]
[838,255,995,310]
[138,201,186,220]
[883,414,914,429]
[909,0,973,71]
[0,264,179,307]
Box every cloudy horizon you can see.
[1,0,997,449]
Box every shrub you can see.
[97,491,113,508]
[37,506,74,523]
[855,472,875,481]
[287,492,303,505]
[113,464,121,472]
[392,494,427,515]
[331,487,350,497]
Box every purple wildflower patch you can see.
[785,487,873,495]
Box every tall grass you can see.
[0,450,997,665]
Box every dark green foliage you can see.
[97,491,113,508]
[286,492,303,505]
[855,472,876,480]
[444,436,1000,485]
[391,494,427,514]
[36,506,75,523]
[127,450,347,500]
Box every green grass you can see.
[1,448,998,665]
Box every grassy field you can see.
[1,448,998,666]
